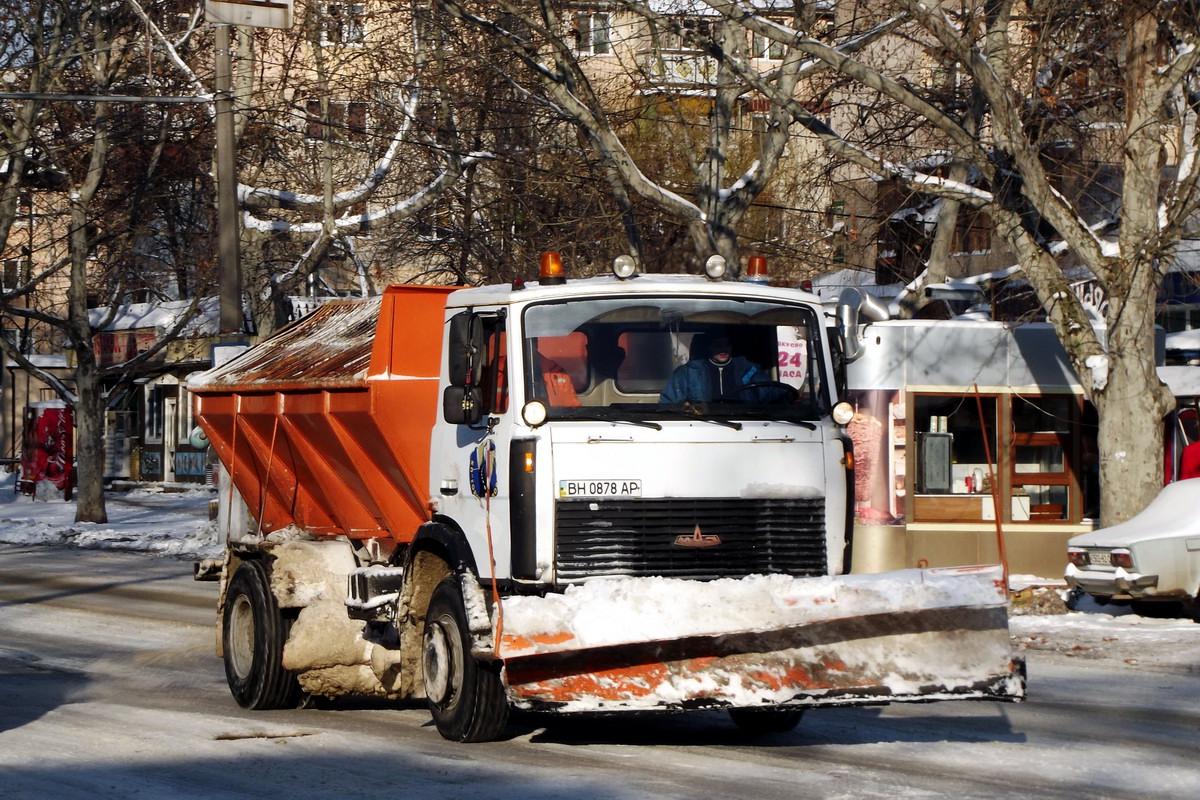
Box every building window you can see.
[145,385,168,444]
[305,99,369,141]
[752,29,784,61]
[415,198,454,242]
[346,101,368,139]
[574,12,611,55]
[324,3,366,45]
[953,208,992,254]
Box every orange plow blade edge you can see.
[496,566,1025,712]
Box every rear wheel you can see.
[422,578,509,742]
[728,707,805,735]
[223,560,301,710]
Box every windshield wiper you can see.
[555,413,662,430]
[654,406,743,430]
[758,418,817,430]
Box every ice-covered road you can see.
[1,542,1198,800]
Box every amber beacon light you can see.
[539,252,566,285]
[745,255,768,284]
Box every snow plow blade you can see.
[497,565,1024,712]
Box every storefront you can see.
[137,372,209,484]
[845,320,1102,577]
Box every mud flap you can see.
[496,565,1025,712]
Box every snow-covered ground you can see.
[0,472,222,560]
[2,471,1198,670]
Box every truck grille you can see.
[554,497,827,582]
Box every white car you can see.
[1065,479,1200,618]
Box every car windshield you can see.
[521,294,829,422]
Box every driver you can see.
[659,334,764,404]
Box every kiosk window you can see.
[913,395,997,495]
[1010,395,1077,522]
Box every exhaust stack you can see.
[836,288,891,361]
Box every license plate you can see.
[1088,550,1111,567]
[559,479,642,498]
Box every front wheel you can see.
[422,578,509,742]
[223,560,301,710]
[728,706,805,735]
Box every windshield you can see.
[522,294,829,422]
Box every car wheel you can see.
[422,578,509,742]
[728,706,805,734]
[223,560,302,710]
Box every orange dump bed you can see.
[191,285,456,541]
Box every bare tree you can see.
[0,0,216,522]
[436,1,899,274]
[200,1,495,334]
[703,0,1200,522]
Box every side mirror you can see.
[443,385,483,426]
[447,312,485,388]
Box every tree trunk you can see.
[1092,278,1173,525]
[1093,366,1171,527]
[72,360,107,524]
[1089,8,1175,525]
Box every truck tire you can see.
[223,560,301,710]
[727,707,805,735]
[422,578,509,742]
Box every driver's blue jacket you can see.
[659,356,762,404]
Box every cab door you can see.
[430,309,514,580]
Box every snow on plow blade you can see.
[497,565,1024,712]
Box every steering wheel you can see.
[724,381,800,404]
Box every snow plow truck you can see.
[190,254,1024,742]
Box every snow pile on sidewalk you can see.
[0,472,221,560]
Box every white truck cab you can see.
[429,273,853,589]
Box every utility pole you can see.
[214,23,241,334]
[205,1,295,334]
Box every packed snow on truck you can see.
[190,254,1024,742]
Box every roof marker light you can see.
[539,252,566,285]
[612,254,637,279]
[704,254,727,280]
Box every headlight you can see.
[522,400,548,428]
[832,401,854,426]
